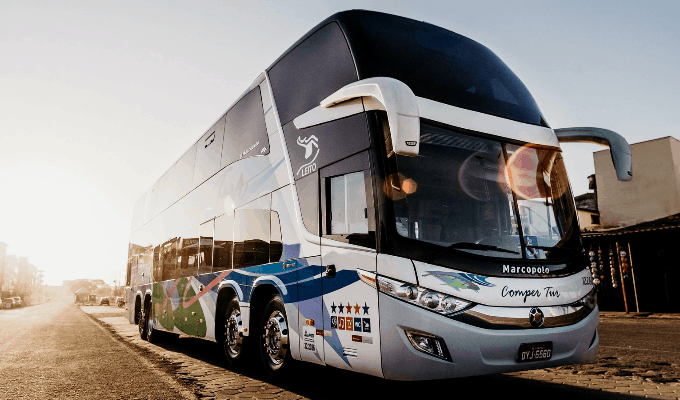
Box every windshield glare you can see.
[390,123,577,260]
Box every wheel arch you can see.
[215,285,239,343]
[248,283,283,336]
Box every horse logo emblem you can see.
[296,135,319,177]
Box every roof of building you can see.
[582,212,680,237]
[74,287,89,294]
[575,192,598,213]
[593,135,679,154]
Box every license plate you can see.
[517,341,553,363]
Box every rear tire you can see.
[145,300,158,343]
[259,295,291,376]
[138,304,148,340]
[223,298,248,367]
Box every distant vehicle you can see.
[100,296,110,306]
[2,298,15,309]
[116,297,125,308]
[12,297,22,307]
[87,294,97,304]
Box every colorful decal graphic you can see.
[331,316,338,329]
[330,301,369,315]
[423,271,495,292]
[362,318,371,333]
[354,318,362,332]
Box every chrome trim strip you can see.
[452,303,593,330]
[417,97,559,148]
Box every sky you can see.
[1,0,678,286]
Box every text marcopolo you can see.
[502,265,549,275]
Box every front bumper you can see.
[379,293,599,381]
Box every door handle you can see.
[325,264,336,278]
[283,261,296,270]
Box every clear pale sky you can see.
[1,1,678,286]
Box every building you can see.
[578,136,680,312]
[575,175,601,231]
[594,136,680,228]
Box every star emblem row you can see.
[330,302,370,315]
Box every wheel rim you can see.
[262,310,288,366]
[224,309,243,358]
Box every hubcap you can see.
[262,311,288,365]
[224,309,243,358]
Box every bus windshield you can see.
[390,122,578,260]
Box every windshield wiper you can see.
[431,242,519,261]
[525,244,578,256]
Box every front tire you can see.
[223,298,248,366]
[259,295,291,376]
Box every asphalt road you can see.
[0,300,194,400]
[2,302,679,400]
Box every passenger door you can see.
[319,152,382,377]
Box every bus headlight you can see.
[419,291,439,308]
[357,270,473,316]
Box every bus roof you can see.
[267,10,547,127]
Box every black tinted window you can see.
[198,220,214,275]
[161,238,180,280]
[213,213,233,272]
[194,117,226,187]
[179,227,199,277]
[268,22,358,126]
[222,87,269,168]
[270,211,283,262]
[295,172,319,235]
[342,11,546,126]
[233,209,270,269]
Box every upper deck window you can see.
[341,11,547,126]
[221,87,269,168]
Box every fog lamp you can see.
[405,331,451,361]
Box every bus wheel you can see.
[138,305,148,340]
[145,300,158,343]
[223,298,247,366]
[259,295,290,375]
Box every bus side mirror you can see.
[294,77,421,157]
[554,127,633,181]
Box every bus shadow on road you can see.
[147,334,650,400]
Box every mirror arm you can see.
[554,127,633,181]
[320,77,420,156]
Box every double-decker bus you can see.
[125,10,632,379]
